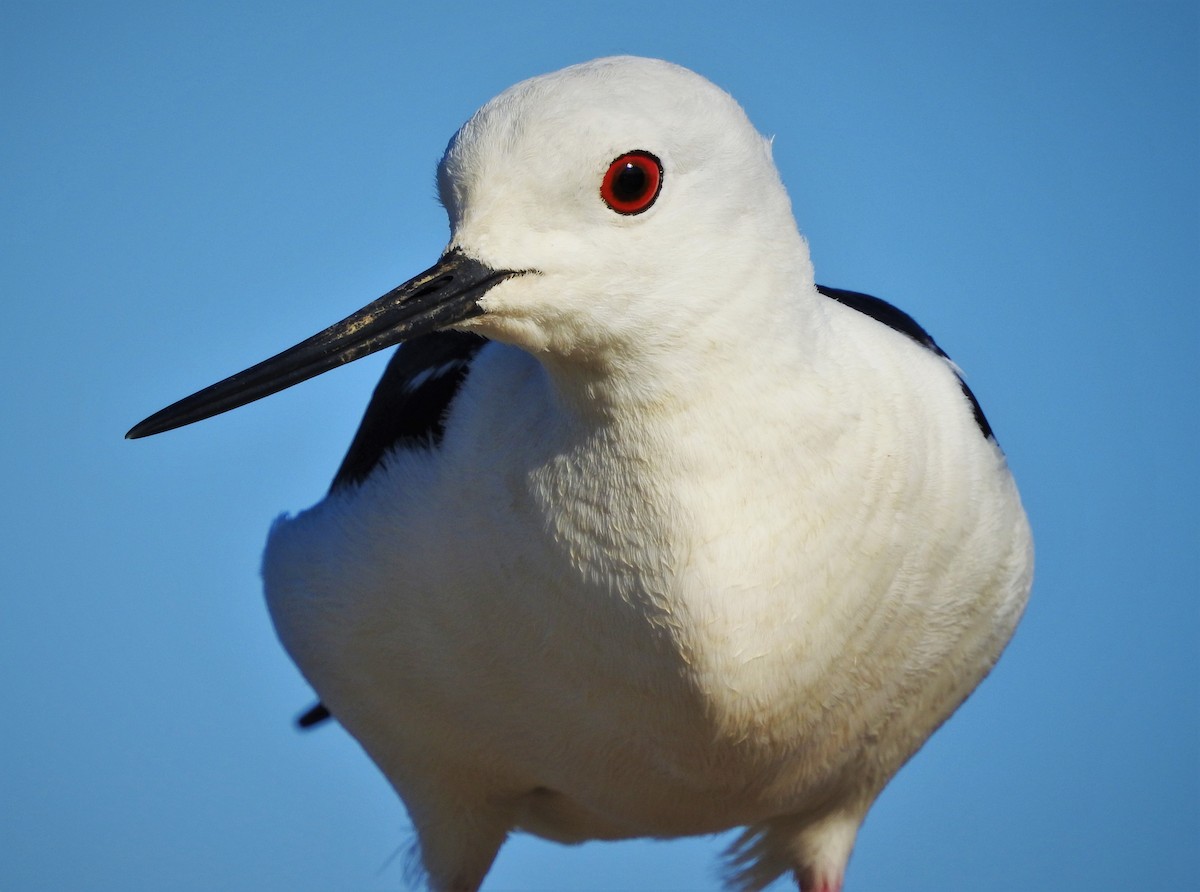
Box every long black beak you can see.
[127,250,515,439]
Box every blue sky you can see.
[3,3,1196,890]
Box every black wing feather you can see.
[296,702,331,729]
[329,330,487,492]
[816,284,994,441]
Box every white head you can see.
[127,57,815,438]
[443,57,813,358]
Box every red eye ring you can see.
[600,151,663,215]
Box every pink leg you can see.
[795,868,844,892]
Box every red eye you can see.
[600,151,662,215]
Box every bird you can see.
[127,57,1033,892]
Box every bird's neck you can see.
[538,285,828,424]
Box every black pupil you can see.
[612,162,648,202]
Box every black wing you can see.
[300,330,487,730]
[329,330,488,493]
[816,285,994,441]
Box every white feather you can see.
[263,57,1032,892]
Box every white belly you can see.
[262,337,1032,842]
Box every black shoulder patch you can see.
[816,284,946,357]
[816,285,995,441]
[330,330,487,492]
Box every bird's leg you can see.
[794,868,844,892]
[788,811,859,892]
[410,798,510,892]
[727,810,860,892]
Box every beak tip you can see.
[126,413,172,440]
[124,250,508,440]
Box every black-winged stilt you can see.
[129,57,1032,892]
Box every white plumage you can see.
[131,57,1032,892]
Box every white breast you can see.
[263,299,1031,841]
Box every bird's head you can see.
[442,56,809,357]
[127,56,811,438]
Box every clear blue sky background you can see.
[3,3,1196,890]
